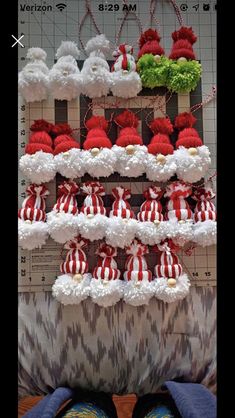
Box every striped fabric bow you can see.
[164,181,192,200]
[58,180,79,196]
[125,239,149,256]
[112,186,131,201]
[143,186,164,200]
[64,235,89,250]
[192,186,215,202]
[96,242,117,258]
[81,181,105,196]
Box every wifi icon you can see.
[56,3,67,12]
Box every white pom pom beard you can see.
[136,221,168,246]
[54,149,85,179]
[77,213,108,241]
[173,145,211,183]
[18,72,49,102]
[193,220,217,247]
[49,71,83,100]
[123,279,155,306]
[110,71,142,98]
[90,278,124,307]
[145,154,177,182]
[105,217,138,249]
[52,273,91,305]
[81,70,111,98]
[18,219,49,250]
[19,152,56,184]
[164,219,194,247]
[153,274,190,303]
[47,211,79,244]
[81,148,116,178]
[112,145,147,177]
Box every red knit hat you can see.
[110,186,135,219]
[175,112,203,149]
[138,29,165,59]
[169,27,197,60]
[115,110,143,147]
[137,186,164,222]
[148,117,174,156]
[93,242,120,281]
[18,184,49,222]
[192,187,216,222]
[80,181,106,216]
[124,239,152,282]
[83,116,112,150]
[54,180,79,215]
[26,119,54,155]
[61,235,89,275]
[154,240,182,280]
[52,123,80,155]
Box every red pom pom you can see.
[83,134,112,150]
[29,131,52,147]
[139,29,160,48]
[115,110,139,128]
[174,112,196,130]
[30,119,54,133]
[86,116,108,132]
[150,118,173,135]
[51,123,73,137]
[54,135,80,155]
[176,128,203,148]
[116,128,143,147]
[172,27,197,44]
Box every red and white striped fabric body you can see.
[155,252,182,278]
[194,200,216,222]
[19,207,46,222]
[81,194,106,216]
[124,255,152,281]
[18,184,48,222]
[137,199,163,222]
[110,187,134,219]
[60,248,88,275]
[93,265,120,280]
[54,194,78,215]
[165,198,192,221]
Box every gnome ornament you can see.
[112,110,147,177]
[110,44,142,98]
[52,236,91,305]
[18,184,49,250]
[153,240,190,303]
[167,27,201,93]
[82,115,116,177]
[49,41,82,101]
[123,239,154,306]
[146,117,177,182]
[18,47,49,103]
[90,242,124,307]
[47,180,79,244]
[105,187,138,249]
[52,123,84,179]
[164,181,194,247]
[19,119,56,184]
[173,112,211,183]
[81,34,112,98]
[137,29,170,89]
[192,185,217,247]
[77,182,108,241]
[136,186,167,246]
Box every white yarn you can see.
[123,280,155,306]
[47,211,79,244]
[154,274,190,303]
[54,148,85,179]
[85,34,110,56]
[174,145,211,183]
[18,219,49,250]
[56,41,80,60]
[90,278,124,307]
[145,154,177,182]
[52,273,91,305]
[19,151,56,184]
[82,148,116,178]
[136,221,168,246]
[105,218,138,249]
[76,213,108,241]
[193,220,217,247]
[110,70,142,98]
[164,219,194,247]
[81,56,112,98]
[112,145,147,177]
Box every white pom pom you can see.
[26,47,47,61]
[81,148,116,177]
[47,212,79,244]
[90,278,124,307]
[164,219,194,247]
[173,145,211,183]
[52,273,91,305]
[19,152,56,184]
[54,149,85,179]
[77,213,108,241]
[56,41,80,59]
[193,220,217,247]
[112,145,147,177]
[154,274,190,303]
[105,218,138,249]
[18,219,49,250]
[136,221,167,246]
[123,280,155,306]
[146,154,177,182]
[85,34,110,56]
[81,57,112,98]
[110,71,142,98]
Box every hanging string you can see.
[145,92,173,128]
[190,86,217,114]
[168,0,184,26]
[115,0,143,49]
[78,0,101,55]
[149,0,161,28]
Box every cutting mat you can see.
[18,0,216,292]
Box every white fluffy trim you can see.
[85,34,110,55]
[146,154,177,182]
[112,145,147,177]
[110,71,142,98]
[47,211,79,244]
[77,213,108,241]
[26,47,47,61]
[164,220,194,247]
[136,221,168,246]
[193,220,217,247]
[52,273,91,305]
[154,274,190,303]
[174,145,211,183]
[18,219,49,250]
[81,58,111,98]
[18,71,49,103]
[90,278,124,307]
[81,148,116,177]
[54,148,85,179]
[49,70,82,101]
[123,280,155,306]
[19,151,56,184]
[56,41,80,60]
[105,218,138,249]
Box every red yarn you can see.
[30,119,54,133]
[51,123,73,137]
[83,116,112,149]
[169,27,197,60]
[147,118,174,155]
[176,128,203,148]
[86,116,108,132]
[115,110,139,128]
[172,27,197,44]
[115,110,143,147]
[138,29,164,59]
[54,135,80,155]
[150,118,173,135]
[148,142,174,156]
[174,112,196,130]
[26,131,53,154]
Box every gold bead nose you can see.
[126,144,135,155]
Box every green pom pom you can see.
[166,60,202,93]
[137,54,171,89]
